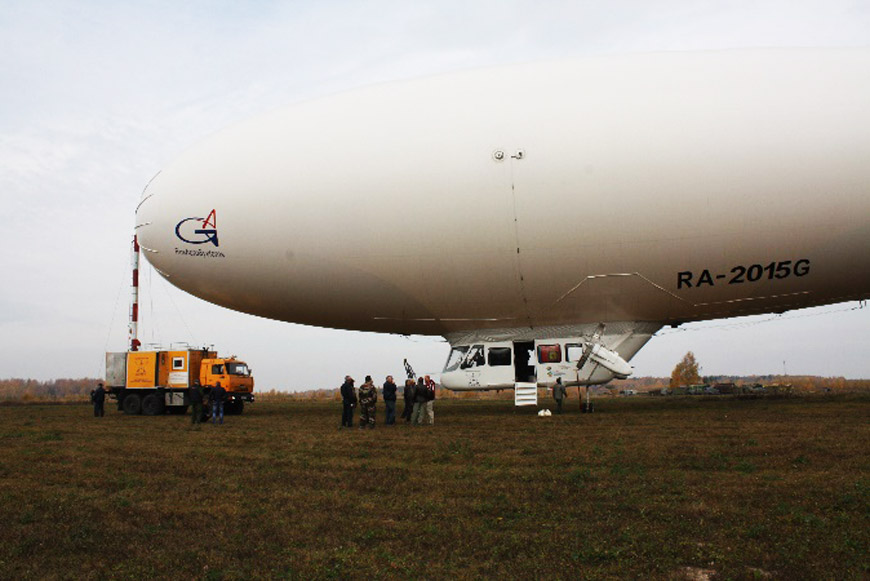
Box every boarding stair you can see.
[514,382,538,407]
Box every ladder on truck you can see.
[514,382,538,407]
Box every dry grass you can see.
[0,395,867,580]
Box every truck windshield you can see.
[226,362,250,376]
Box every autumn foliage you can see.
[0,378,97,403]
[670,351,702,388]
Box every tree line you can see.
[1,374,867,403]
[0,378,99,402]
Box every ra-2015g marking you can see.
[677,259,811,289]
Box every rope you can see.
[159,273,197,347]
[99,254,130,377]
[656,301,867,336]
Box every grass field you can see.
[0,395,867,580]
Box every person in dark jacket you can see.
[382,375,397,425]
[91,382,106,417]
[553,377,567,414]
[210,382,226,425]
[423,375,436,425]
[189,380,204,425]
[401,379,415,422]
[340,375,356,428]
[411,377,428,426]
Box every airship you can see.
[136,49,870,391]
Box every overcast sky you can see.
[1,0,868,391]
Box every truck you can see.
[105,348,254,416]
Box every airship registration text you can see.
[677,259,811,289]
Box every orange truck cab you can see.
[200,357,255,414]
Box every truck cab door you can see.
[209,363,229,387]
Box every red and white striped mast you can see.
[129,235,141,352]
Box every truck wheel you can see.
[228,401,244,415]
[142,394,165,416]
[122,394,142,415]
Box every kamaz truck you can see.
[105,349,254,416]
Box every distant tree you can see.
[670,351,701,388]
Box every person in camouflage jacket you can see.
[358,375,378,429]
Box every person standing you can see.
[210,382,226,425]
[92,382,106,417]
[411,377,427,426]
[402,379,415,422]
[423,375,436,425]
[189,380,204,425]
[340,375,357,428]
[382,375,397,425]
[553,377,567,414]
[358,375,377,429]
